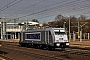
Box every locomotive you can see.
[19,27,69,50]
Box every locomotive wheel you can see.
[61,48,65,51]
[49,46,55,51]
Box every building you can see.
[0,21,39,40]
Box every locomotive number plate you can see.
[59,38,63,40]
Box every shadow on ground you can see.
[0,51,7,55]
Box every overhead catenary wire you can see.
[4,0,47,17]
[26,0,90,23]
[4,0,71,18]
[12,0,67,14]
[2,0,89,17]
[30,0,90,18]
[6,0,47,22]
[0,0,23,13]
[5,0,89,22]
[0,0,17,11]
[18,0,88,18]
[2,0,90,23]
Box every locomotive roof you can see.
[22,27,65,32]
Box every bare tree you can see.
[55,14,64,21]
[32,19,39,23]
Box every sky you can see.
[0,0,90,23]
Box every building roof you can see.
[0,21,39,25]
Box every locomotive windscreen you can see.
[54,29,66,35]
[25,32,41,41]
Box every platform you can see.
[69,39,90,49]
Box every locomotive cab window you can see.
[54,30,66,35]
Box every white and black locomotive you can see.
[19,28,69,50]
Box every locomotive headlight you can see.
[56,43,60,46]
[66,43,69,45]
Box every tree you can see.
[78,15,86,20]
[43,22,47,27]
[31,19,39,23]
[55,14,64,21]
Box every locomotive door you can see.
[47,31,52,44]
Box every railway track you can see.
[0,42,90,60]
[0,47,65,60]
[4,43,90,57]
[0,54,14,60]
[63,48,90,56]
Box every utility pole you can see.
[80,26,82,42]
[69,16,71,41]
[1,16,6,40]
[26,16,28,30]
[80,22,88,42]
[88,33,89,40]
[63,22,66,28]
[14,18,16,39]
[78,21,80,39]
